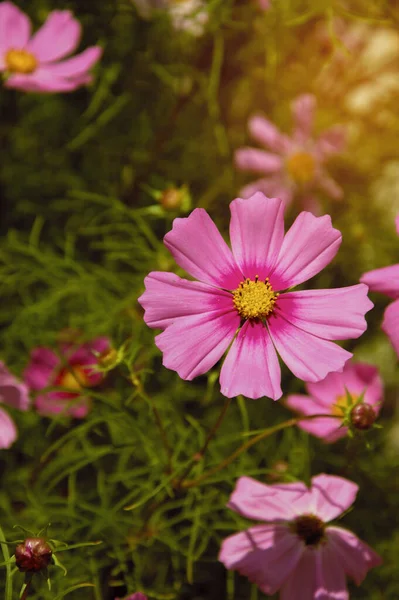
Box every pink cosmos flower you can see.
[24,337,110,418]
[0,1,102,93]
[219,474,382,598]
[139,192,372,400]
[361,215,399,357]
[286,361,383,442]
[235,94,346,212]
[0,361,30,448]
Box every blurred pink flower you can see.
[24,337,110,418]
[139,192,372,400]
[286,361,383,442]
[235,94,346,212]
[258,0,271,10]
[361,215,399,357]
[0,361,30,448]
[115,594,148,600]
[219,474,382,598]
[0,1,102,93]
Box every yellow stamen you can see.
[286,151,315,185]
[5,49,37,74]
[331,394,357,417]
[59,366,91,392]
[232,276,278,320]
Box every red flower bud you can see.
[350,403,377,430]
[15,538,52,573]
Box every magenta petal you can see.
[5,71,92,92]
[139,271,234,329]
[275,285,373,341]
[285,394,345,442]
[382,299,399,357]
[220,321,282,400]
[248,115,291,153]
[291,94,316,141]
[309,474,358,521]
[0,1,31,54]
[219,525,303,595]
[229,193,285,280]
[0,408,17,448]
[26,10,81,62]
[317,171,344,200]
[268,313,352,383]
[38,46,102,77]
[0,383,30,412]
[281,549,316,600]
[35,391,90,419]
[235,148,282,174]
[316,125,347,157]
[361,263,399,299]
[314,540,349,600]
[270,212,342,290]
[155,311,239,380]
[226,476,308,522]
[164,208,242,289]
[24,348,59,390]
[327,526,382,585]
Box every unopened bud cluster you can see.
[15,538,52,573]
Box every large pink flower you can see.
[286,361,383,442]
[24,337,110,418]
[361,215,399,358]
[219,474,382,598]
[235,94,346,212]
[139,193,372,400]
[0,1,102,93]
[0,361,30,448]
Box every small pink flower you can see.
[0,361,30,448]
[360,215,399,357]
[286,361,383,442]
[139,193,372,400]
[219,474,382,598]
[24,337,110,418]
[235,94,346,212]
[0,1,102,93]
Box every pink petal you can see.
[285,394,346,442]
[6,71,92,92]
[235,148,282,173]
[229,193,285,280]
[220,321,282,400]
[240,178,294,207]
[314,540,349,600]
[35,391,90,419]
[317,171,344,200]
[155,311,239,380]
[267,313,352,383]
[257,0,271,10]
[275,285,373,340]
[316,125,347,157]
[138,271,234,329]
[382,299,399,357]
[281,549,316,600]
[248,115,290,153]
[291,94,316,142]
[0,362,30,410]
[360,264,399,299]
[226,476,309,522]
[26,10,81,63]
[24,347,59,390]
[270,212,342,290]
[219,525,303,595]
[0,1,31,56]
[66,337,110,365]
[0,408,17,448]
[327,526,382,585]
[309,474,358,521]
[163,208,242,289]
[38,46,102,77]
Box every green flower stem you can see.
[137,385,173,473]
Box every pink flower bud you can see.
[15,538,52,573]
[350,403,377,430]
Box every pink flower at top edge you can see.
[0,1,102,93]
[286,360,383,442]
[219,474,382,598]
[139,192,373,400]
[0,361,30,448]
[115,594,148,600]
[361,215,399,358]
[235,94,346,213]
[258,0,271,10]
[23,337,110,418]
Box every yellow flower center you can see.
[286,151,315,184]
[233,276,278,320]
[331,393,357,417]
[5,49,38,74]
[58,366,91,392]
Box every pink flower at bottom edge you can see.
[286,360,383,442]
[23,337,110,418]
[0,361,30,448]
[0,1,102,93]
[361,214,399,358]
[139,192,373,400]
[219,474,382,599]
[235,94,346,212]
